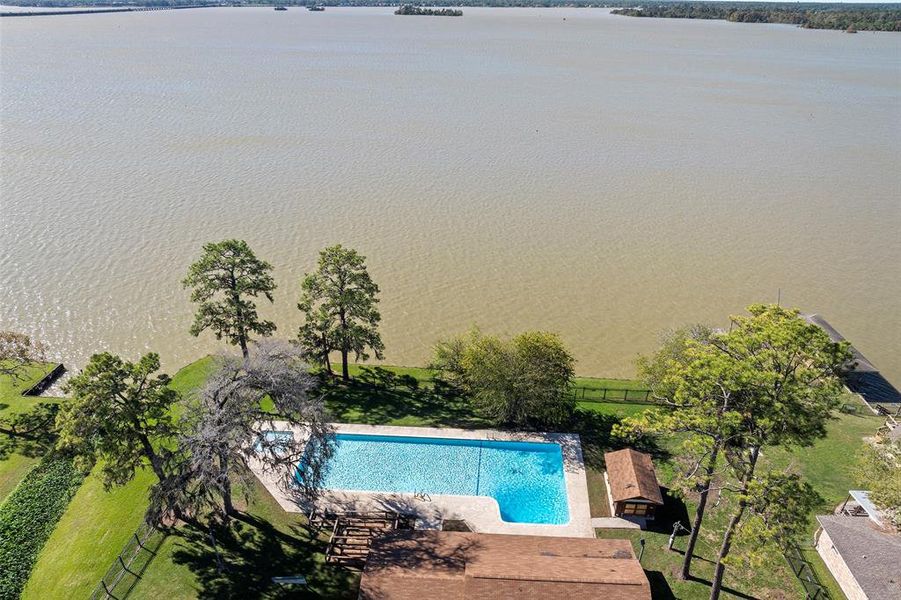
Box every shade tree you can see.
[57,352,179,487]
[171,340,333,521]
[184,239,277,359]
[431,328,575,427]
[297,245,384,380]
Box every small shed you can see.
[604,448,664,519]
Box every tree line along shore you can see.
[612,2,901,33]
[3,0,900,32]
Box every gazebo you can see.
[604,448,664,520]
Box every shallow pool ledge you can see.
[248,422,595,538]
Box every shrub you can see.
[432,329,575,427]
[0,455,84,599]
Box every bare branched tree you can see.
[0,331,45,380]
[169,340,334,522]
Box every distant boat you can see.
[308,5,324,10]
[274,5,287,10]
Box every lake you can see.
[1,7,899,381]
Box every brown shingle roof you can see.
[359,531,652,600]
[604,448,664,505]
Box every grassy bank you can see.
[22,358,215,600]
[19,359,881,599]
[0,363,63,501]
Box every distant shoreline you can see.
[1,4,212,16]
[611,3,900,32]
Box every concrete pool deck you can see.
[248,422,595,538]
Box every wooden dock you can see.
[22,363,66,396]
[804,314,901,411]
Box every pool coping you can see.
[248,422,595,538]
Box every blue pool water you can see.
[306,433,570,525]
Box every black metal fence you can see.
[89,522,165,600]
[783,542,832,600]
[569,385,653,404]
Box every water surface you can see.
[315,433,569,524]
[1,8,899,380]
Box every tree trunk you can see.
[709,502,746,600]
[220,451,236,517]
[339,307,349,381]
[138,433,167,483]
[680,444,720,580]
[709,449,758,600]
[222,477,236,517]
[230,270,249,360]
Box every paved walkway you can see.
[591,517,641,529]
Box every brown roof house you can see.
[815,514,901,600]
[604,448,664,521]
[358,530,652,600]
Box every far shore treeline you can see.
[4,0,901,32]
[612,2,901,32]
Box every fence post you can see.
[102,580,116,600]
[119,555,138,577]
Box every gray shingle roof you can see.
[817,515,901,599]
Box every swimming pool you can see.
[303,433,570,525]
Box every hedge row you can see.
[0,455,84,600]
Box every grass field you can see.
[22,358,216,600]
[0,363,63,501]
[17,359,882,600]
[127,477,358,600]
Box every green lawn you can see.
[22,358,216,600]
[23,468,157,599]
[127,478,358,600]
[765,410,883,523]
[20,359,882,600]
[595,409,884,600]
[0,363,63,501]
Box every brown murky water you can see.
[1,8,899,380]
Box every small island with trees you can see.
[395,5,462,16]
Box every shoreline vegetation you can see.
[395,4,462,16]
[611,2,901,32]
[2,0,898,31]
[2,0,900,31]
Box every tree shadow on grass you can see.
[567,408,669,472]
[0,403,59,460]
[645,571,677,600]
[321,369,486,429]
[682,576,759,600]
[170,512,357,599]
[647,566,758,600]
[644,487,691,535]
